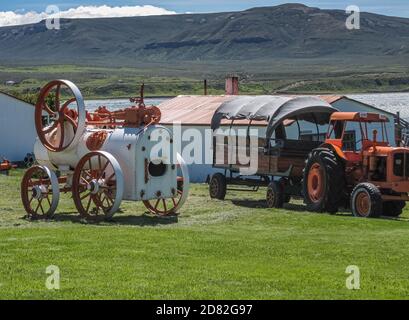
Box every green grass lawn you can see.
[1,169,409,299]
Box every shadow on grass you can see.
[230,199,308,212]
[229,198,408,221]
[52,211,178,226]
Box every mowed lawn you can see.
[1,170,409,299]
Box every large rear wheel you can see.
[72,151,124,221]
[302,148,345,213]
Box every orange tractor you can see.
[301,111,409,218]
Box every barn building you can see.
[159,78,398,183]
[0,92,37,162]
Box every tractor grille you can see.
[393,153,409,177]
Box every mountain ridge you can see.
[0,3,409,67]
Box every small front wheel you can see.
[209,173,227,200]
[266,181,284,208]
[21,165,60,219]
[351,183,382,218]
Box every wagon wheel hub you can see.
[87,179,103,194]
[32,185,47,200]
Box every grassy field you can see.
[0,64,408,101]
[1,169,409,299]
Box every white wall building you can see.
[0,92,37,162]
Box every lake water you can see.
[85,93,409,120]
[85,98,167,111]
[349,93,409,120]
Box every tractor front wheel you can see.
[302,148,345,213]
[351,183,382,218]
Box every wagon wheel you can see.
[72,151,124,221]
[21,166,59,219]
[35,80,86,152]
[143,153,190,216]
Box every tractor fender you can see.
[318,143,347,160]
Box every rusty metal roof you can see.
[159,95,233,125]
[159,95,344,126]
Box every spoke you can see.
[80,191,91,200]
[103,191,114,206]
[105,173,115,183]
[61,98,76,111]
[43,103,54,115]
[55,84,61,111]
[83,170,93,180]
[98,161,110,180]
[43,121,59,134]
[162,199,167,212]
[45,195,51,207]
[39,200,45,215]
[64,114,77,130]
[85,195,93,213]
[58,123,65,149]
[171,197,177,207]
[29,196,34,205]
[34,201,41,213]
[81,176,91,185]
[154,199,160,210]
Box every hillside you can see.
[0,3,409,66]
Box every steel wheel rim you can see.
[355,191,371,217]
[35,80,86,152]
[21,166,59,219]
[267,187,275,207]
[72,151,123,220]
[210,178,219,197]
[307,163,325,203]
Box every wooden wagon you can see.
[208,95,338,204]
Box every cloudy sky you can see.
[0,1,407,27]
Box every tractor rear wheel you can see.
[209,173,227,200]
[351,183,382,218]
[302,148,345,213]
[266,181,284,208]
[382,201,406,217]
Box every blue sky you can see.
[1,1,408,18]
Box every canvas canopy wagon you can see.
[208,95,338,206]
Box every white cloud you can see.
[0,5,177,27]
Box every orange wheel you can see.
[21,166,59,219]
[72,151,123,221]
[355,192,370,217]
[350,183,382,218]
[35,80,86,152]
[307,163,325,203]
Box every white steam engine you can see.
[21,80,189,221]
